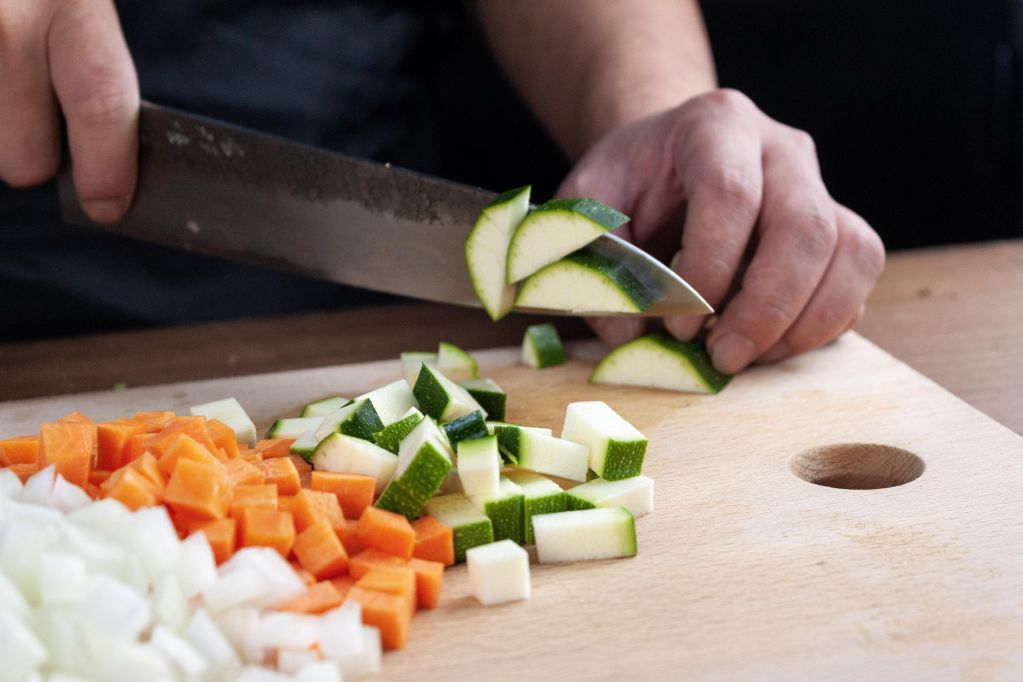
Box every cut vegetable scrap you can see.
[345,586,411,650]
[413,362,487,422]
[437,341,479,381]
[479,476,526,545]
[565,475,654,518]
[411,516,455,567]
[279,580,344,615]
[441,410,489,450]
[511,430,590,482]
[400,351,438,388]
[466,539,531,606]
[289,488,345,534]
[371,407,424,454]
[258,457,301,495]
[311,434,397,495]
[590,333,732,394]
[522,323,566,368]
[562,400,647,480]
[293,519,349,580]
[356,507,416,559]
[458,378,506,422]
[38,421,95,489]
[464,185,531,320]
[457,435,501,505]
[349,548,409,579]
[422,493,495,564]
[238,507,295,558]
[164,458,231,520]
[300,395,349,419]
[505,470,568,544]
[375,417,452,520]
[314,399,384,442]
[310,471,375,519]
[189,397,258,447]
[407,557,444,609]
[532,506,637,563]
[354,380,417,426]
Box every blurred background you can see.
[1,1,1019,342]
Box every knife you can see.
[58,101,712,317]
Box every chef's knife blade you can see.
[58,101,712,317]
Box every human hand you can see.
[558,89,885,374]
[0,0,139,223]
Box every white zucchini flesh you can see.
[355,379,417,426]
[310,433,398,495]
[266,417,322,439]
[465,539,531,605]
[515,431,590,482]
[300,396,349,419]
[532,507,637,563]
[562,401,647,480]
[437,341,479,381]
[566,475,655,518]
[189,397,258,447]
[590,333,731,394]
[457,435,502,504]
[400,352,437,388]
[464,185,531,320]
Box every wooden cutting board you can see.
[3,332,1022,680]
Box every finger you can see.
[663,90,764,341]
[757,206,884,363]
[586,315,646,348]
[48,0,138,223]
[0,4,61,186]
[706,127,838,374]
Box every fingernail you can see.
[757,342,791,364]
[81,197,129,223]
[709,332,756,374]
[664,315,704,341]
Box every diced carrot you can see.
[337,518,364,557]
[164,458,231,520]
[411,516,455,567]
[238,507,295,558]
[408,557,444,609]
[8,463,38,483]
[132,411,177,431]
[345,586,411,650]
[279,581,343,615]
[289,455,312,476]
[38,421,95,488]
[127,452,167,496]
[310,472,375,519]
[96,420,147,470]
[237,449,263,463]
[158,433,222,476]
[103,467,160,511]
[349,548,409,579]
[0,436,39,466]
[206,419,240,459]
[259,457,301,495]
[194,518,237,564]
[293,519,349,580]
[85,483,101,499]
[88,468,113,487]
[329,575,357,601]
[123,433,158,463]
[289,489,345,534]
[356,507,415,559]
[291,563,318,586]
[355,565,416,617]
[254,438,294,459]
[57,411,94,424]
[229,484,278,518]
[148,416,218,459]
[224,457,265,487]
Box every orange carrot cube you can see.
[408,557,444,609]
[229,484,278,518]
[164,458,231,520]
[345,586,411,650]
[238,507,295,558]
[349,548,408,579]
[289,489,345,533]
[293,519,349,580]
[411,516,455,567]
[194,518,237,564]
[254,438,294,459]
[279,581,344,615]
[259,457,301,495]
[224,458,265,487]
[0,436,40,466]
[38,421,95,488]
[356,507,415,559]
[96,420,147,470]
[310,472,375,519]
[206,419,240,459]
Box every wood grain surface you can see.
[3,333,1021,679]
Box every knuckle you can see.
[790,205,838,258]
[702,164,761,209]
[67,68,137,128]
[845,221,886,279]
[786,127,818,157]
[705,88,755,116]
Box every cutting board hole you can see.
[789,443,924,490]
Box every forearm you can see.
[476,0,716,159]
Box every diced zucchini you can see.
[562,401,647,480]
[371,407,424,454]
[565,475,654,518]
[265,417,322,440]
[314,399,384,442]
[505,470,568,545]
[355,380,417,426]
[400,352,437,388]
[437,342,479,382]
[376,418,452,519]
[458,378,506,422]
[488,423,552,465]
[300,396,349,419]
[464,185,531,320]
[480,477,526,545]
[441,411,489,450]
[522,323,565,369]
[423,494,495,564]
[189,397,257,447]
[466,540,531,605]
[413,363,487,422]
[590,333,731,394]
[512,431,590,482]
[310,433,398,495]
[456,436,501,505]
[289,430,320,463]
[515,247,658,314]
[506,197,628,283]
[532,507,637,563]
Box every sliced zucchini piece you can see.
[437,342,479,382]
[300,396,349,419]
[310,433,398,495]
[265,417,322,440]
[488,423,553,465]
[562,401,647,480]
[511,431,590,482]
[465,185,531,320]
[413,363,487,422]
[565,475,654,518]
[355,380,416,426]
[371,407,424,455]
[314,399,384,442]
[458,378,506,422]
[479,476,526,545]
[189,397,257,447]
[456,436,501,505]
[506,198,628,283]
[400,352,437,388]
[590,333,731,394]
[515,247,658,314]
[465,539,531,606]
[532,507,637,563]
[441,411,489,450]
[505,470,568,545]
[376,418,452,520]
[422,494,495,563]
[521,323,565,369]
[289,430,320,462]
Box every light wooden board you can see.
[3,333,1022,680]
